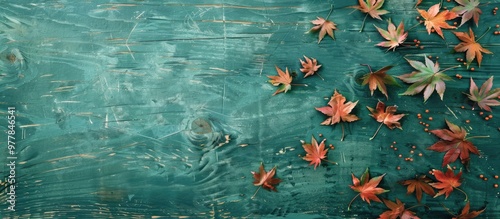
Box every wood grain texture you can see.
[0,0,499,218]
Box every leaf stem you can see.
[251,186,261,199]
[407,22,422,31]
[466,135,490,140]
[439,202,457,217]
[323,159,338,165]
[476,27,491,42]
[359,14,368,32]
[437,65,461,74]
[341,122,345,141]
[325,4,334,20]
[455,187,468,202]
[360,64,373,73]
[347,193,360,211]
[291,83,308,87]
[316,72,325,81]
[407,204,431,211]
[370,122,384,140]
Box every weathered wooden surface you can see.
[0,0,499,218]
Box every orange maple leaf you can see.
[360,64,399,98]
[299,55,322,78]
[310,17,336,43]
[379,198,420,219]
[453,28,492,68]
[430,165,467,200]
[251,163,281,199]
[301,136,333,169]
[316,90,359,141]
[267,66,292,96]
[348,168,389,210]
[399,175,436,203]
[452,201,485,219]
[417,3,458,39]
[426,120,480,168]
[367,101,405,140]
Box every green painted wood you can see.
[0,0,499,218]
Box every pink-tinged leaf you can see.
[466,77,500,112]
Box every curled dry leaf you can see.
[398,56,454,102]
[430,165,465,200]
[451,0,482,27]
[310,17,336,44]
[374,19,408,51]
[417,3,458,39]
[427,120,480,168]
[267,66,292,96]
[348,168,389,210]
[453,28,492,68]
[452,201,485,219]
[299,55,322,78]
[301,136,329,169]
[399,175,436,203]
[467,76,500,112]
[379,198,420,219]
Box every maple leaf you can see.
[466,76,500,112]
[416,0,423,7]
[430,165,467,201]
[301,136,335,169]
[374,19,408,51]
[361,64,399,99]
[352,0,389,20]
[427,120,480,168]
[267,66,292,96]
[452,202,485,219]
[399,175,436,203]
[316,90,359,141]
[348,168,389,210]
[417,4,458,39]
[251,163,281,199]
[367,101,405,140]
[299,55,322,78]
[453,28,492,68]
[310,17,336,44]
[451,0,482,27]
[378,198,420,219]
[398,56,455,102]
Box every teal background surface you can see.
[0,0,499,218]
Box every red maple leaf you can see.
[399,175,436,203]
[417,3,458,39]
[348,168,389,210]
[299,55,322,78]
[251,163,281,199]
[452,201,485,219]
[427,120,480,168]
[310,17,336,44]
[467,76,500,112]
[430,165,467,200]
[301,136,329,169]
[267,66,293,96]
[316,90,359,141]
[378,198,420,219]
[367,101,405,140]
